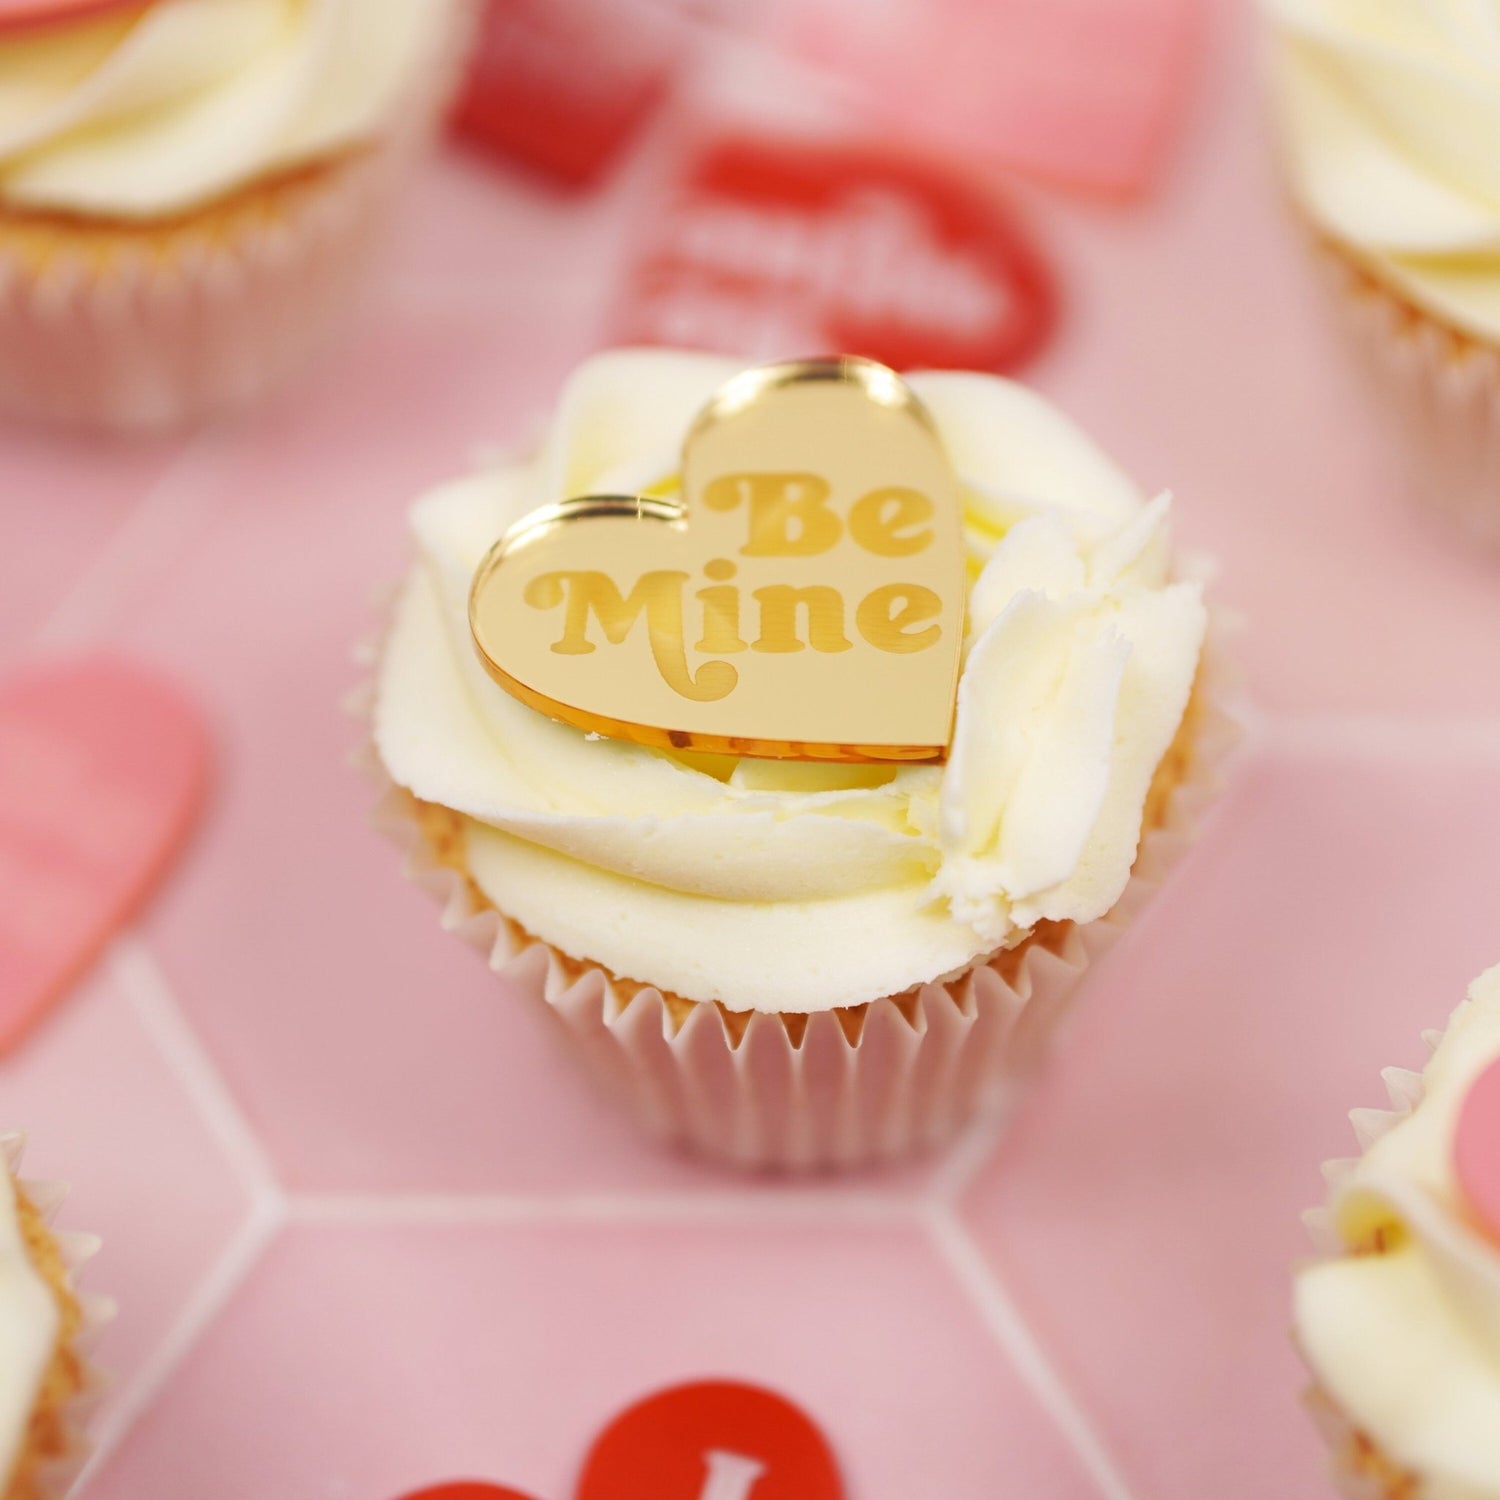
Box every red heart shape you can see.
[609,133,1057,377]
[576,1380,844,1500]
[1456,1055,1500,1245]
[396,1487,541,1500]
[0,655,210,1052]
[450,0,687,186]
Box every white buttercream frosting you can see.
[374,350,1208,1013]
[0,1166,57,1491]
[1264,0,1500,343]
[1296,965,1500,1499]
[0,0,454,218]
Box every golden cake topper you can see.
[468,356,966,762]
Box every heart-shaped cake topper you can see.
[1456,1056,1500,1245]
[470,356,966,762]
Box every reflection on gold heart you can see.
[469,357,966,762]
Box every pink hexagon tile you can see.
[0,428,184,667]
[381,149,644,311]
[3,2,1500,1496]
[960,748,1500,1500]
[84,1220,1103,1500]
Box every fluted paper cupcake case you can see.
[1,1132,111,1500]
[1303,1388,1425,1500]
[360,617,1239,1173]
[1320,240,1500,546]
[1298,1031,1444,1500]
[0,3,475,433]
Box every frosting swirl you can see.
[1264,0,1500,343]
[0,1167,58,1491]
[374,350,1207,1013]
[0,0,454,218]
[1296,965,1500,1498]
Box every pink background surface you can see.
[4,4,1500,1497]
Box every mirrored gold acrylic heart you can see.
[469,356,966,762]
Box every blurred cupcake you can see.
[369,349,1234,1171]
[1298,965,1500,1499]
[0,0,471,431]
[0,1132,104,1500]
[1264,1,1500,541]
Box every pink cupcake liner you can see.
[0,4,475,434]
[360,616,1239,1173]
[1,1131,112,1500]
[1321,243,1500,546]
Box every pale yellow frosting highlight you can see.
[1296,965,1500,1499]
[374,350,1207,1013]
[1265,0,1500,343]
[0,1169,57,1490]
[0,0,454,218]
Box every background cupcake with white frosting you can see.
[1298,965,1500,1499]
[1263,0,1500,541]
[0,0,470,431]
[0,1132,104,1500]
[368,349,1236,1171]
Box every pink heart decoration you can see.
[1456,1056,1500,1245]
[0,655,210,1052]
[777,0,1203,197]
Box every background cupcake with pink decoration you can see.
[1298,964,1500,1499]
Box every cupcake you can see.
[1298,965,1500,1499]
[0,1132,102,1500]
[369,349,1233,1171]
[1263,0,1500,540]
[0,0,471,431]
